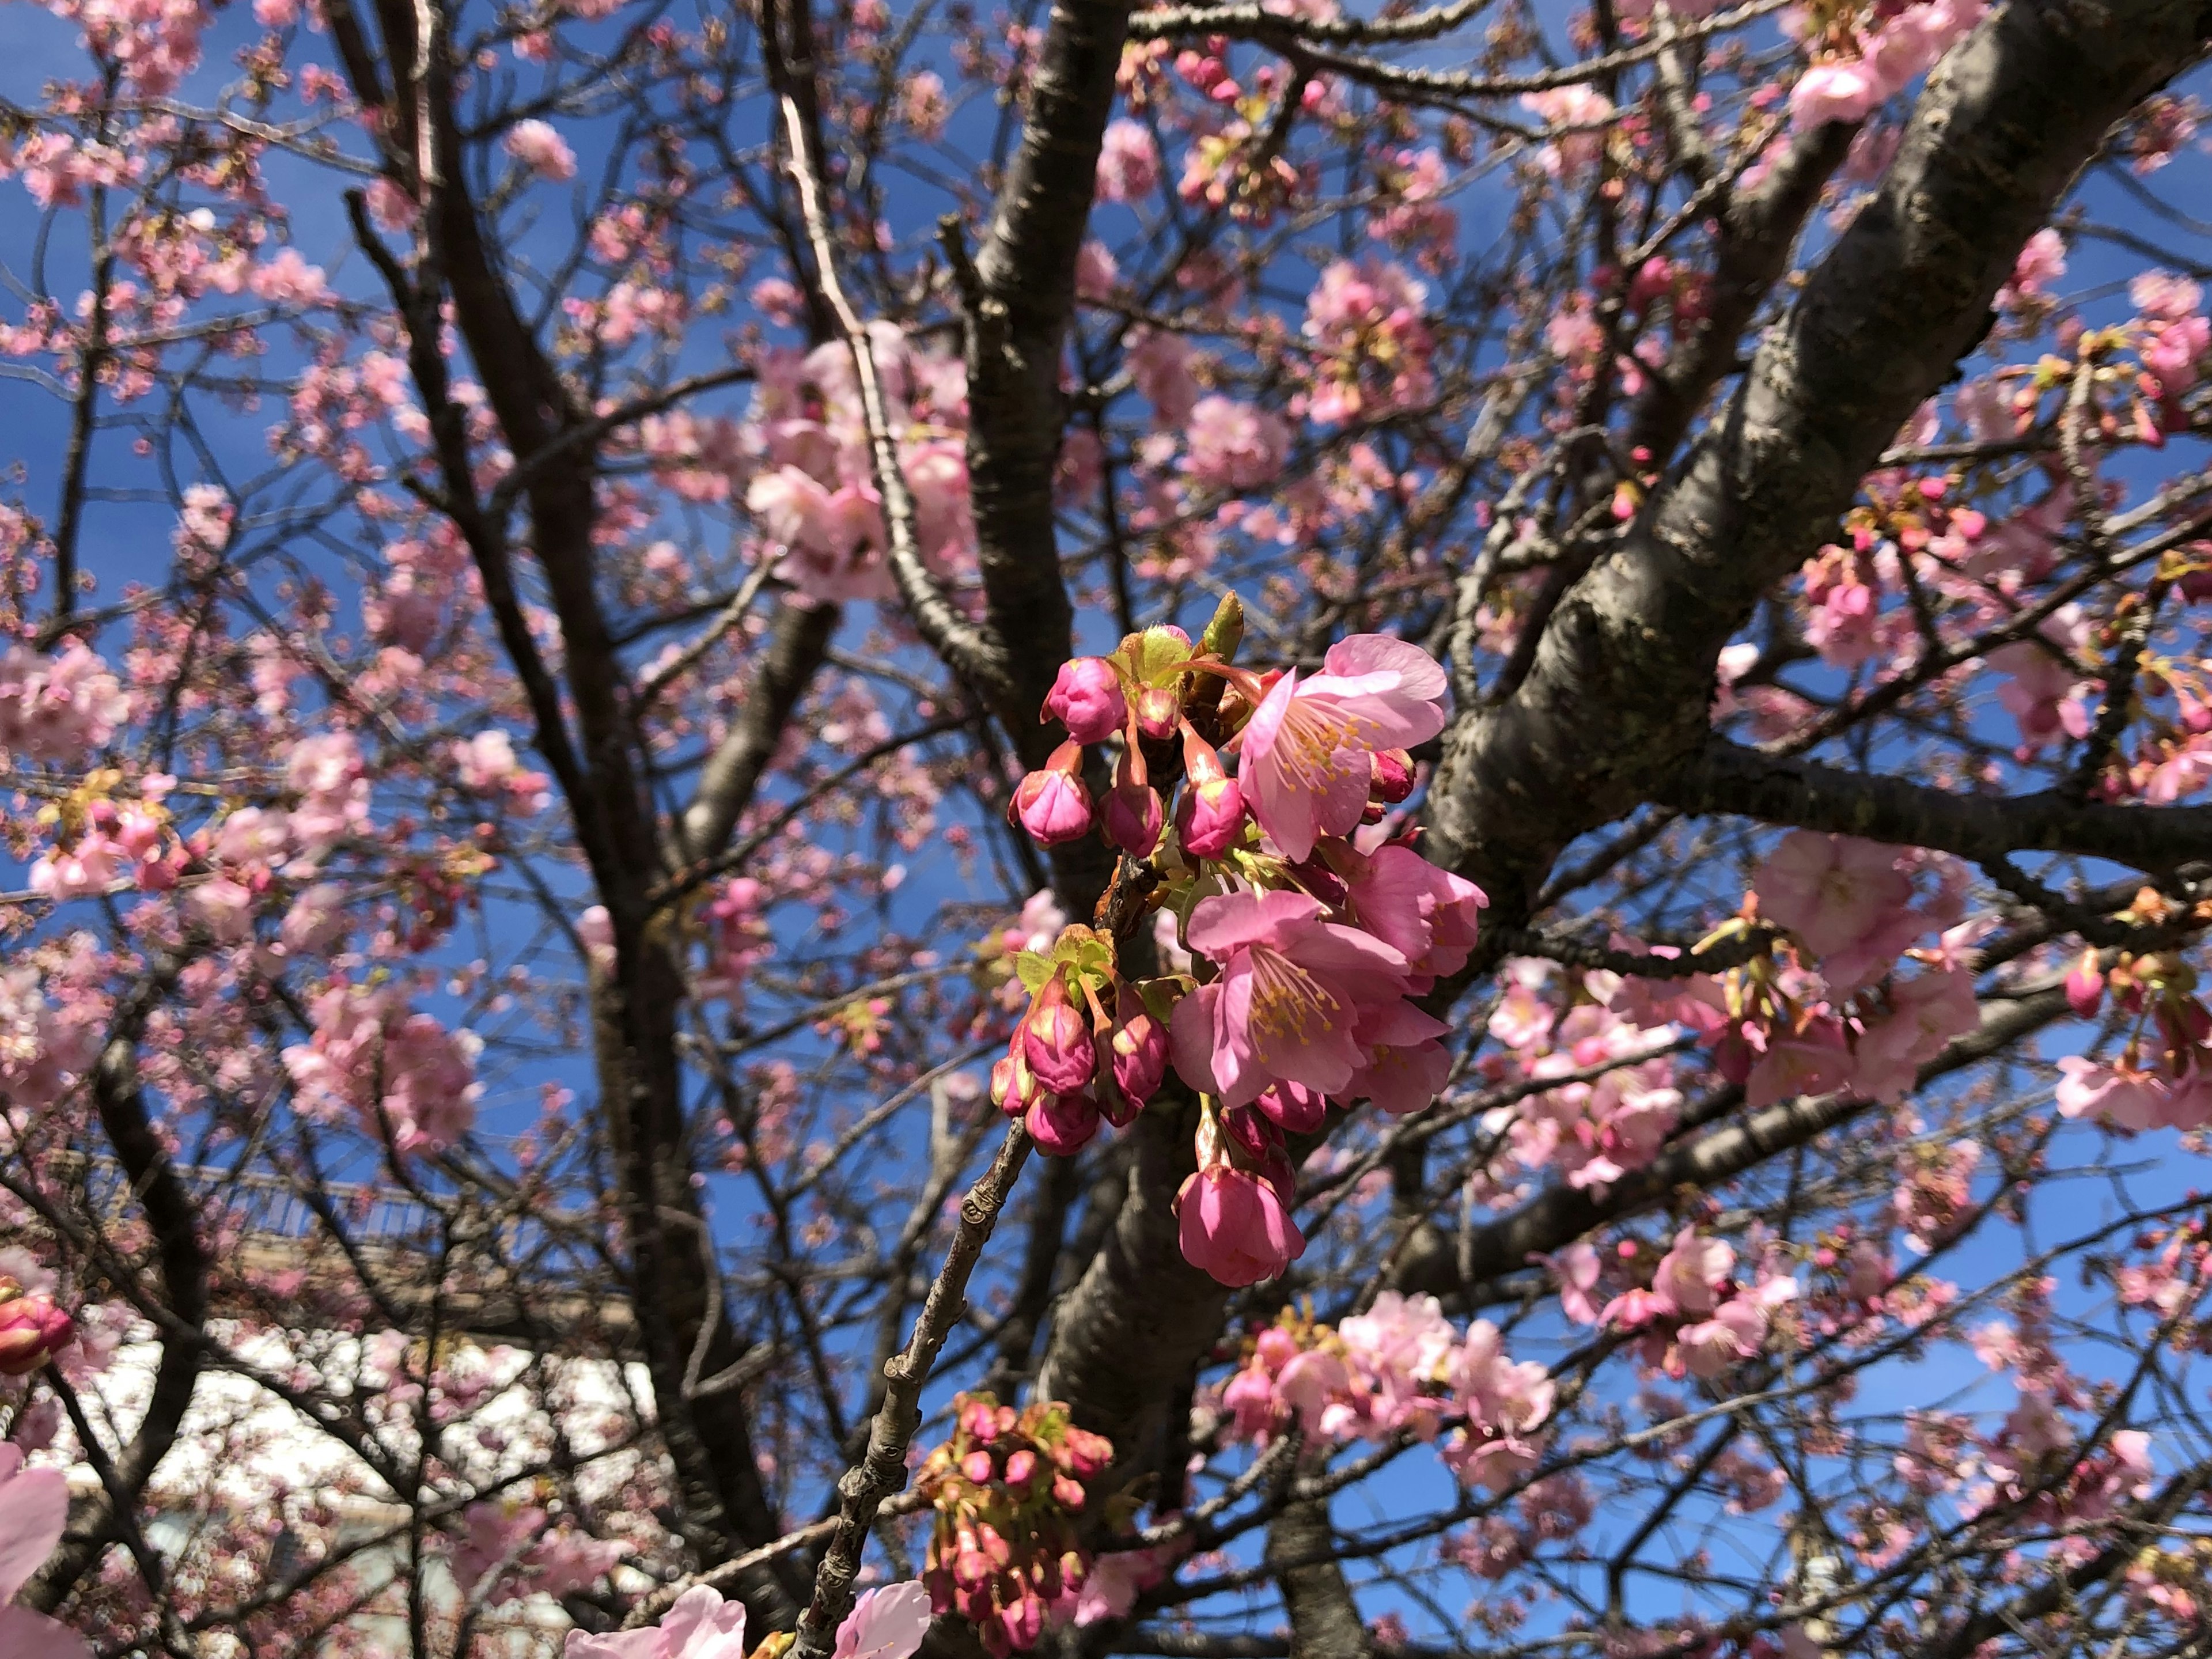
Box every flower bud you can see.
[1133,684,1180,740]
[1370,748,1416,803]
[2066,948,2104,1018]
[1010,759,1093,847]
[962,1449,997,1485]
[0,1284,73,1376]
[1175,776,1245,860]
[1103,781,1163,857]
[998,1594,1043,1653]
[1027,1091,1103,1157]
[1253,1081,1326,1135]
[1109,985,1169,1109]
[991,1047,1040,1118]
[1220,1100,1285,1164]
[1004,1448,1038,1488]
[1022,976,1095,1096]
[1044,657,1127,745]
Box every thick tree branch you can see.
[1425,0,2212,931]
[1653,737,2212,873]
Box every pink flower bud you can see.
[1219,1100,1285,1164]
[962,1450,997,1484]
[1051,1474,1085,1510]
[1253,1081,1326,1134]
[1370,747,1415,803]
[1133,685,1180,740]
[1011,764,1093,846]
[0,1285,73,1376]
[1044,657,1127,745]
[999,1590,1044,1651]
[2067,948,2104,1018]
[1060,1426,1112,1476]
[1103,781,1164,856]
[1175,1165,1305,1287]
[1175,775,1245,860]
[1022,977,1096,1096]
[1004,1448,1038,1487]
[991,1047,1041,1118]
[1027,1090,1103,1156]
[1109,985,1169,1111]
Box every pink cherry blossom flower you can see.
[1654,1228,1734,1316]
[1755,832,1915,960]
[1676,1297,1768,1378]
[0,1445,90,1659]
[1182,396,1289,492]
[1233,635,1449,861]
[1789,59,1880,130]
[835,1581,934,1659]
[1520,85,1613,176]
[1169,888,1416,1107]
[2055,1056,2168,1131]
[1540,1241,1604,1324]
[1745,1015,1854,1109]
[1096,119,1161,203]
[1344,842,1486,987]
[505,118,578,181]
[566,1584,749,1659]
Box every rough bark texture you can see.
[1426,0,2212,926]
[1264,1456,1376,1659]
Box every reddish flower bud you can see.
[1103,781,1164,857]
[1004,1448,1038,1487]
[2067,948,2104,1018]
[1051,1474,1086,1510]
[0,1283,73,1376]
[1063,1427,1112,1475]
[1175,1165,1305,1288]
[1011,760,1093,847]
[991,1047,1040,1118]
[1370,747,1415,802]
[1026,1090,1103,1156]
[1045,657,1127,744]
[997,1592,1043,1652]
[1109,984,1169,1110]
[962,1449,997,1484]
[1175,775,1245,860]
[1022,976,1095,1095]
[1220,1100,1286,1164]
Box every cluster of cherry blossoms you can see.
[2057,919,2212,1132]
[453,1499,634,1607]
[717,327,972,605]
[281,980,484,1157]
[1217,1293,1556,1491]
[917,1393,1116,1654]
[1788,0,1987,130]
[1557,1226,1801,1380]
[998,600,1486,1285]
[566,1580,930,1659]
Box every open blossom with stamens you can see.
[1168,888,1420,1107]
[1232,634,1449,861]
